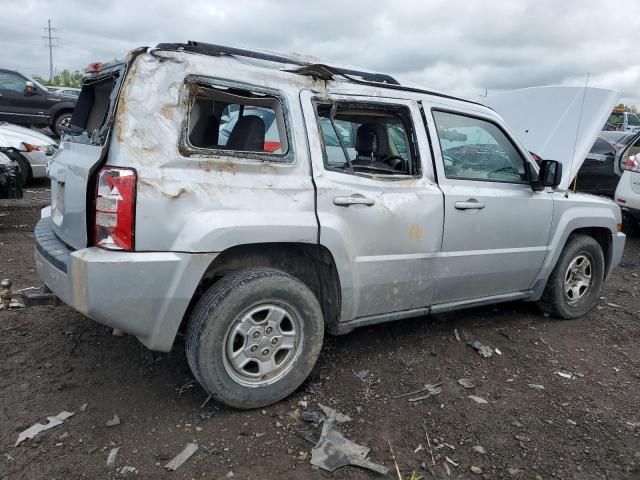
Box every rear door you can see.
[425,105,553,304]
[48,64,128,249]
[300,90,444,322]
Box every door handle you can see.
[333,195,375,207]
[455,199,485,210]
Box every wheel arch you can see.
[182,242,342,335]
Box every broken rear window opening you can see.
[315,102,418,177]
[184,83,289,159]
[67,75,119,145]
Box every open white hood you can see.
[482,86,619,191]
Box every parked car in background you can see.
[0,69,76,136]
[0,151,22,199]
[49,87,81,99]
[614,134,640,234]
[573,131,640,197]
[28,43,623,409]
[604,108,640,133]
[0,122,57,185]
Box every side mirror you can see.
[25,81,34,95]
[531,159,562,191]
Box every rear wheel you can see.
[3,151,30,186]
[186,267,324,409]
[621,210,640,237]
[52,112,72,137]
[538,234,605,318]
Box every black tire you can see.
[621,211,640,237]
[52,112,72,137]
[537,234,605,319]
[3,151,30,186]
[186,267,324,409]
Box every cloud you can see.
[0,0,639,105]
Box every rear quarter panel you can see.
[108,52,318,253]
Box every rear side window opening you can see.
[314,101,420,178]
[184,82,290,160]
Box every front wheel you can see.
[186,267,324,409]
[537,234,605,318]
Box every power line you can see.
[41,19,60,82]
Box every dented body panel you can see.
[35,45,625,352]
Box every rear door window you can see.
[315,102,418,177]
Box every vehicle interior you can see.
[316,103,414,176]
[187,85,287,154]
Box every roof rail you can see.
[153,41,481,106]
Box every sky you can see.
[1,0,639,106]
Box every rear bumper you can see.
[35,217,217,351]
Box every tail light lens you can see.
[94,167,136,250]
[624,154,640,173]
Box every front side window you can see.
[433,110,527,183]
[0,72,26,93]
[315,102,417,177]
[186,83,288,158]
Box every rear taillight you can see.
[624,154,640,173]
[94,167,136,250]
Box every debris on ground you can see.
[355,369,369,380]
[118,466,137,474]
[388,440,402,480]
[112,328,124,337]
[408,383,443,402]
[567,419,577,426]
[106,414,120,427]
[471,465,483,474]
[395,382,443,402]
[528,384,545,390]
[458,378,475,389]
[454,329,461,342]
[469,340,494,358]
[606,302,622,308]
[301,410,323,423]
[495,348,502,355]
[443,462,452,476]
[15,411,74,446]
[472,445,486,454]
[515,435,531,443]
[106,447,120,468]
[298,400,308,408]
[318,403,351,423]
[445,456,459,467]
[414,444,424,453]
[165,442,199,471]
[468,395,488,404]
[79,403,88,412]
[555,371,576,379]
[307,406,388,475]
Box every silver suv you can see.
[34,42,625,408]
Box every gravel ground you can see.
[1,183,639,480]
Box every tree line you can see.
[32,69,83,88]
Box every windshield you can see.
[628,113,640,126]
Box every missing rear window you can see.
[185,83,289,159]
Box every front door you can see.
[425,106,554,304]
[300,90,444,322]
[0,71,49,124]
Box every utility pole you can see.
[42,19,59,83]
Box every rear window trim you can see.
[180,75,295,164]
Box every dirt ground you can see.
[1,183,639,480]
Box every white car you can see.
[0,122,57,184]
[614,133,640,234]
